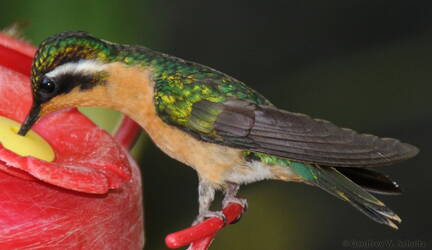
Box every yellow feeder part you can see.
[0,116,54,162]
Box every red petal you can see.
[0,33,36,57]
[0,153,144,249]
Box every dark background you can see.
[1,1,431,249]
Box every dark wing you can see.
[187,99,419,167]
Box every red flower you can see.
[0,32,144,249]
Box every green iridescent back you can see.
[150,57,273,127]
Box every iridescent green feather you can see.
[244,151,318,180]
[150,62,272,127]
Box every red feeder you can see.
[0,32,144,249]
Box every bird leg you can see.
[221,182,248,224]
[222,182,248,212]
[194,179,225,225]
[194,181,248,225]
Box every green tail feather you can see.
[292,163,401,229]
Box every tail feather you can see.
[309,166,401,229]
[336,167,402,195]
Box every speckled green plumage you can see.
[153,68,269,126]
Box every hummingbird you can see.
[19,31,418,229]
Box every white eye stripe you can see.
[46,60,106,78]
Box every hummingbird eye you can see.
[40,76,56,94]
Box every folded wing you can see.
[187,99,418,167]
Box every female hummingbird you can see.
[19,31,418,229]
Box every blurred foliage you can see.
[1,1,431,249]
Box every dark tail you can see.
[336,167,402,195]
[310,166,401,229]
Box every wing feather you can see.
[189,99,418,167]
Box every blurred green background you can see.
[1,1,431,249]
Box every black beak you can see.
[18,104,41,136]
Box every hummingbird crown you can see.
[31,31,112,90]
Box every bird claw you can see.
[165,202,247,249]
[222,197,248,224]
[223,197,248,211]
[193,210,227,225]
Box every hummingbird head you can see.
[19,31,115,135]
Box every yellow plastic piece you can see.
[0,116,54,161]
